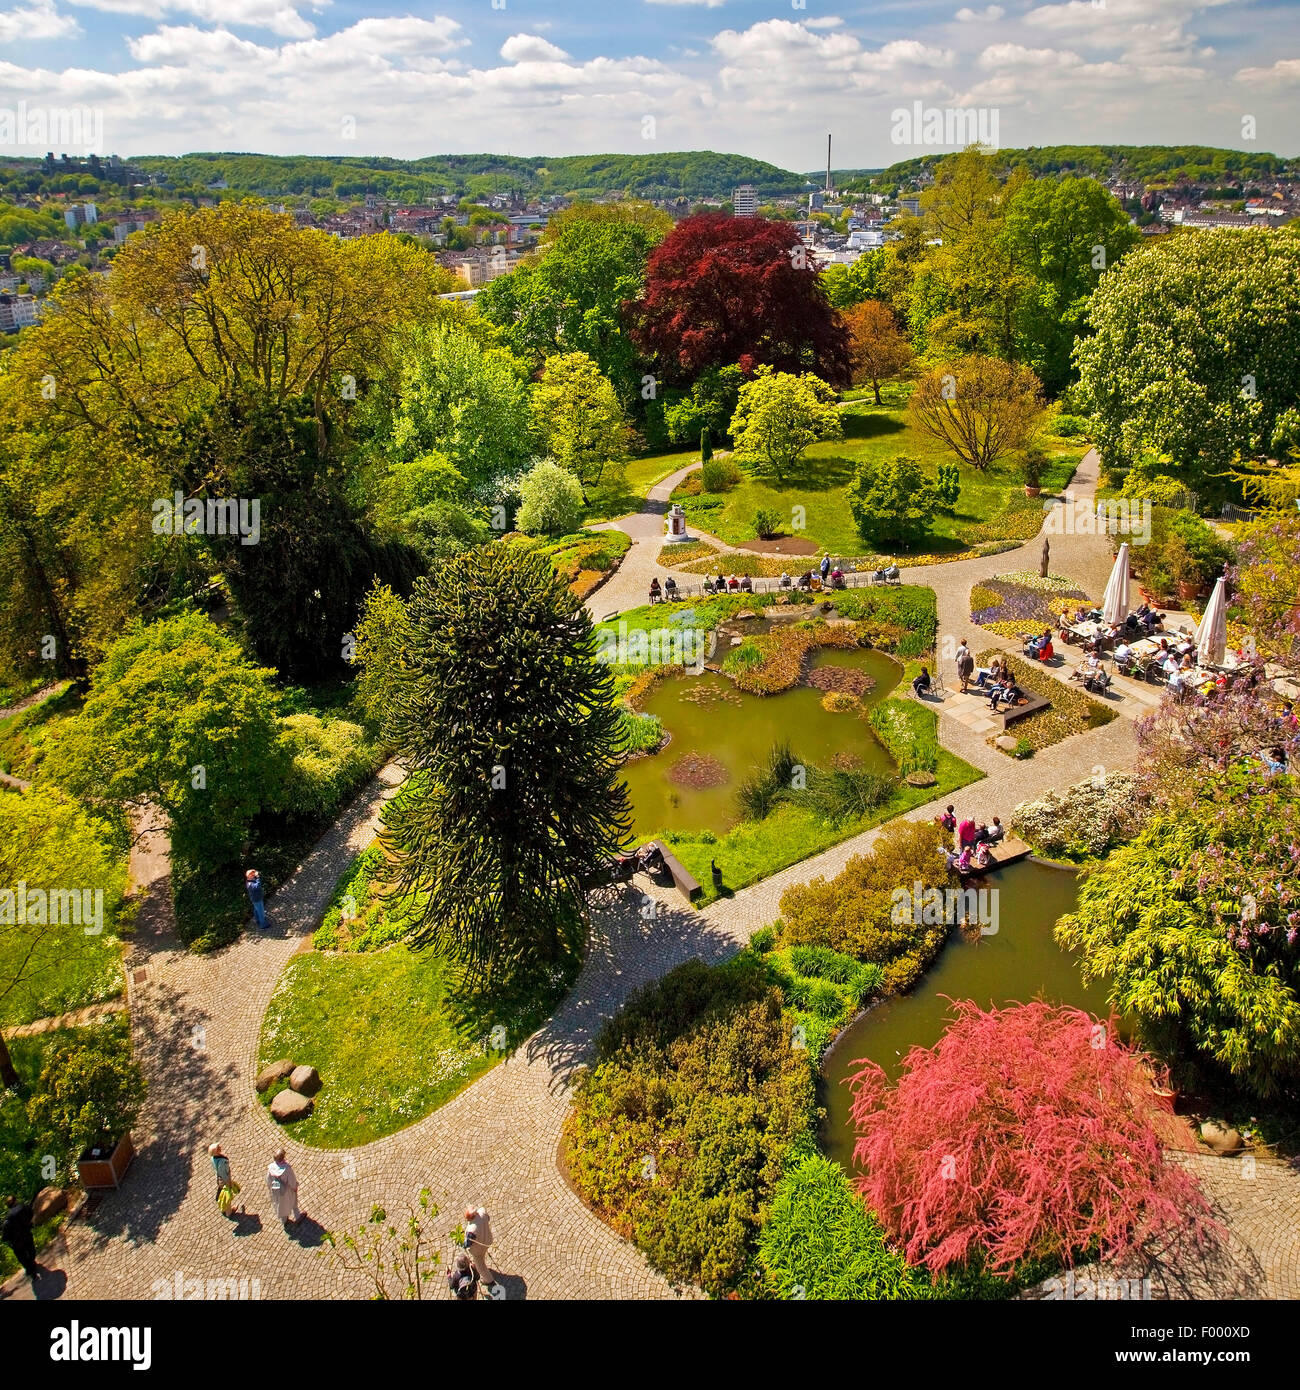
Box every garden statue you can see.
[1040,536,1050,579]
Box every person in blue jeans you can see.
[245,868,268,928]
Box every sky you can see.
[0,0,1298,167]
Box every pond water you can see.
[819,858,1111,1171]
[620,647,902,842]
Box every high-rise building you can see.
[733,184,758,218]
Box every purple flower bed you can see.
[972,577,1090,629]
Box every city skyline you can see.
[0,0,1298,166]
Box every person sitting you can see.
[740,575,754,593]
[830,567,845,589]
[936,805,957,833]
[664,576,678,597]
[702,576,716,594]
[1112,639,1134,669]
[974,658,1004,689]
[797,570,812,590]
[912,666,932,699]
[1263,746,1288,775]
[971,821,990,845]
[648,578,662,604]
[972,841,993,870]
[873,563,900,584]
[1083,664,1112,695]
[636,842,664,875]
[779,572,791,589]
[727,575,740,591]
[986,816,1005,844]
[989,678,1021,712]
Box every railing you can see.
[605,568,902,618]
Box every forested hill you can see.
[871,145,1299,190]
[129,151,805,200]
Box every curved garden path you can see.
[9,451,1299,1302]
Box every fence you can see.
[602,566,902,620]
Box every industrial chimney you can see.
[826,134,832,193]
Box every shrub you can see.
[779,819,954,993]
[274,714,383,819]
[849,1001,1215,1278]
[829,586,937,658]
[617,708,664,756]
[1011,774,1141,861]
[1051,414,1089,439]
[849,454,937,549]
[735,741,801,821]
[26,1026,146,1176]
[515,459,584,536]
[760,1154,931,1300]
[701,456,741,493]
[934,462,961,512]
[753,506,782,539]
[800,766,894,823]
[565,955,816,1296]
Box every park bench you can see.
[644,839,702,903]
[997,692,1050,729]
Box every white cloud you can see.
[1236,56,1300,85]
[500,33,570,64]
[0,0,80,41]
[67,0,328,39]
[645,0,725,7]
[977,43,1082,70]
[956,5,1004,21]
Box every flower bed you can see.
[979,652,1116,752]
[971,574,1093,640]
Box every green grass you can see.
[582,449,699,523]
[0,682,79,781]
[257,945,498,1148]
[669,383,1081,558]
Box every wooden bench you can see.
[997,693,1051,729]
[645,839,702,903]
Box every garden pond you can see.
[819,858,1112,1169]
[620,646,902,841]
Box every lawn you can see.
[256,944,498,1148]
[0,681,79,781]
[672,383,1082,558]
[582,448,700,523]
[505,529,631,599]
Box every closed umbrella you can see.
[1196,576,1228,668]
[1101,543,1130,627]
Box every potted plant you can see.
[1165,534,1201,603]
[1020,446,1046,498]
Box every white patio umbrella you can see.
[1196,576,1228,668]
[1101,543,1130,627]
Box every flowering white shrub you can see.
[1011,773,1141,860]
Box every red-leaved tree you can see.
[849,1000,1215,1278]
[627,213,851,387]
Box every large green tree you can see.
[530,351,631,502]
[48,612,285,867]
[378,547,631,980]
[729,367,842,483]
[1056,767,1300,1098]
[1076,228,1300,498]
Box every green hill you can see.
[128,150,804,201]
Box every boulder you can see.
[255,1059,296,1094]
[270,1089,313,1123]
[289,1064,321,1096]
[1200,1120,1243,1154]
[32,1186,67,1224]
[905,771,937,788]
[995,735,1019,753]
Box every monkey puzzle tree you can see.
[380,546,631,980]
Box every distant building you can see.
[441,248,521,288]
[0,293,43,332]
[1179,211,1255,230]
[733,184,759,218]
[899,197,921,217]
[808,191,824,213]
[63,202,97,230]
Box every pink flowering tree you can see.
[849,1001,1215,1278]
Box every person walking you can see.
[209,1143,242,1217]
[464,1206,498,1298]
[446,1250,480,1301]
[266,1150,302,1226]
[2,1194,40,1284]
[955,641,974,693]
[244,868,268,929]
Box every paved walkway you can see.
[8,450,1295,1302]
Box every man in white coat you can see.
[464,1206,499,1297]
[267,1149,302,1226]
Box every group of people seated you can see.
[701,573,754,595]
[873,563,901,584]
[969,657,1024,711]
[1070,651,1113,694]
[935,806,1006,873]
[647,577,679,604]
[1023,627,1055,662]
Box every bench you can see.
[997,693,1051,729]
[645,839,702,903]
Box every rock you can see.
[1200,1120,1243,1154]
[995,735,1019,753]
[32,1186,67,1224]
[905,771,937,788]
[735,609,757,621]
[270,1089,314,1123]
[255,1059,296,1094]
[289,1064,321,1096]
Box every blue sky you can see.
[0,0,1297,166]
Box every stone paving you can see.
[7,449,1297,1303]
